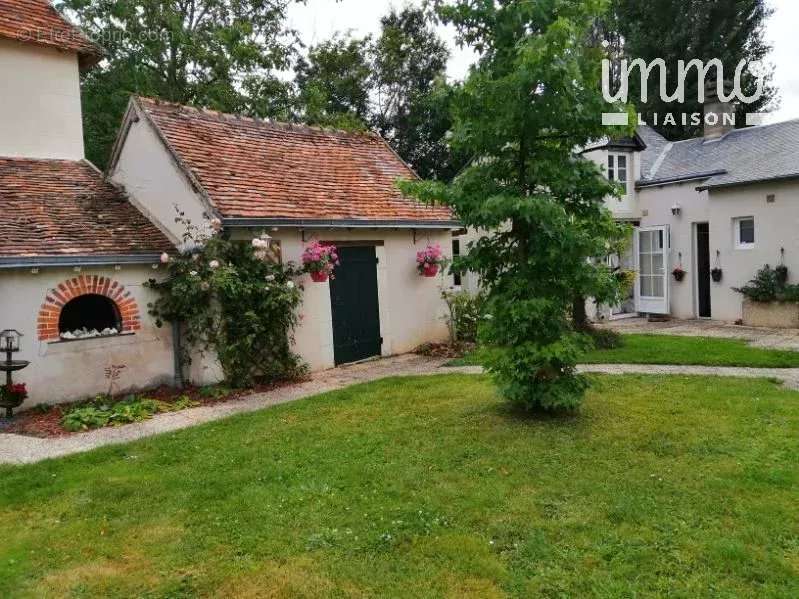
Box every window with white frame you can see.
[607,153,629,193]
[734,217,755,249]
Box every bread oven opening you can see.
[58,294,122,340]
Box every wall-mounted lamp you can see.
[671,203,682,216]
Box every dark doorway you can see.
[696,223,711,318]
[329,246,381,365]
[59,294,121,334]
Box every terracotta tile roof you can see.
[135,97,456,223]
[0,0,102,68]
[0,158,173,258]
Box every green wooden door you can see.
[329,246,382,365]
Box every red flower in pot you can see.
[302,241,339,282]
[416,243,443,277]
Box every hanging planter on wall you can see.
[302,241,339,283]
[672,253,686,282]
[711,251,723,283]
[776,248,788,285]
[416,243,443,278]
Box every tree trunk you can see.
[572,294,591,332]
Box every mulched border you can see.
[0,378,307,438]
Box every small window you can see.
[735,217,755,249]
[59,294,122,339]
[452,239,462,287]
[607,153,629,192]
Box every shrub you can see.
[441,289,486,343]
[147,213,308,388]
[61,395,161,432]
[734,264,799,303]
[587,327,623,350]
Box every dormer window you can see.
[607,153,629,193]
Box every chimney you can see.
[703,80,736,141]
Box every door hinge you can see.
[375,257,379,264]
[379,337,384,345]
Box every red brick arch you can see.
[37,275,141,341]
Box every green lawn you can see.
[448,334,799,368]
[2,374,798,597]
[583,334,799,367]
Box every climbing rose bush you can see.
[416,243,443,274]
[302,241,339,278]
[147,215,307,387]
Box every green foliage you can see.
[56,0,298,166]
[293,7,465,180]
[61,395,161,432]
[733,264,799,303]
[605,0,777,140]
[146,215,307,387]
[441,289,486,343]
[402,0,632,411]
[586,327,623,350]
[370,7,464,180]
[296,35,372,129]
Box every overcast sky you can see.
[288,0,799,124]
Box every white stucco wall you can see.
[109,107,211,245]
[0,39,84,159]
[635,179,799,322]
[0,265,174,408]
[583,146,641,219]
[637,182,711,319]
[707,181,799,321]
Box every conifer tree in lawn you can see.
[402,0,633,411]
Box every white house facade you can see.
[584,93,799,324]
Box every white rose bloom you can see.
[160,252,170,264]
[209,260,220,269]
[286,281,295,289]
[265,274,275,281]
[189,270,198,277]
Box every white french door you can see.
[634,225,670,314]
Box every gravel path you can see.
[0,356,795,465]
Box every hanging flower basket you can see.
[711,267,723,283]
[417,243,443,277]
[672,266,686,282]
[302,241,339,282]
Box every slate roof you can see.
[0,0,102,68]
[133,97,456,224]
[637,120,799,190]
[0,158,173,259]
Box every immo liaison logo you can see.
[601,58,768,128]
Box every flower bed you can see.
[1,378,306,438]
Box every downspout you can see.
[172,321,184,388]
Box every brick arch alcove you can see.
[37,275,141,341]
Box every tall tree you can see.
[401,0,631,411]
[608,0,776,140]
[371,7,459,180]
[295,35,372,129]
[56,0,299,167]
